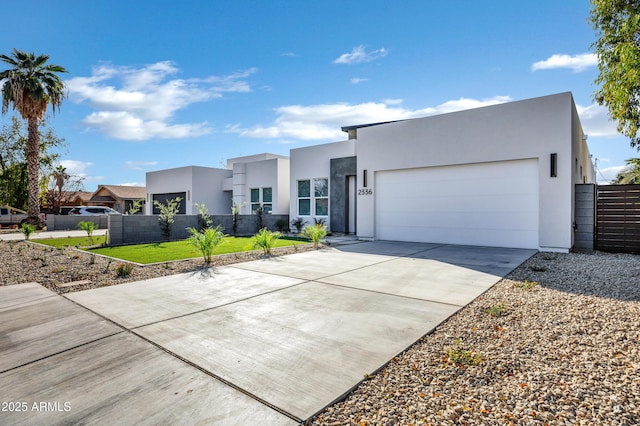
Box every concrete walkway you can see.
[0,241,535,424]
[0,228,108,241]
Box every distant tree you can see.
[0,49,67,224]
[0,116,65,210]
[590,0,640,149]
[43,164,84,213]
[613,158,640,184]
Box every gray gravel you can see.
[0,239,317,294]
[312,251,640,425]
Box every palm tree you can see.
[0,49,67,225]
[613,158,640,184]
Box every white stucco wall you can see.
[289,140,356,229]
[145,166,231,215]
[354,92,592,251]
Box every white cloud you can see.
[575,103,619,137]
[597,165,627,184]
[350,77,369,84]
[531,53,597,72]
[59,159,103,183]
[333,45,388,64]
[118,182,145,187]
[125,160,159,170]
[59,159,93,176]
[228,96,511,141]
[66,62,256,141]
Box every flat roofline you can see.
[341,120,406,132]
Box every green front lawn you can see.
[87,236,307,264]
[35,235,107,248]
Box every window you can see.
[250,187,273,213]
[262,187,272,213]
[297,178,328,216]
[314,178,328,216]
[250,188,260,213]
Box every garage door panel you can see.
[375,160,539,249]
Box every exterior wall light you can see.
[363,169,368,187]
[550,153,557,178]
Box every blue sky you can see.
[2,0,637,190]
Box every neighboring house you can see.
[145,154,289,216]
[88,185,147,213]
[290,92,594,252]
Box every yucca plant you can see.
[187,225,225,264]
[252,228,281,255]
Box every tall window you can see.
[250,187,272,213]
[297,178,328,216]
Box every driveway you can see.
[0,241,535,424]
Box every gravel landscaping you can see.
[312,251,640,425]
[0,238,317,294]
[1,238,638,425]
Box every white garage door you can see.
[375,159,539,249]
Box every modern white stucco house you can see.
[290,92,594,252]
[145,154,289,216]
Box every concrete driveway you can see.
[0,241,535,424]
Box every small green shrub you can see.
[20,223,36,240]
[446,339,482,366]
[275,218,288,233]
[290,217,306,233]
[115,262,134,278]
[528,264,547,272]
[77,221,97,241]
[513,280,539,290]
[302,223,327,248]
[187,225,225,264]
[252,228,282,255]
[484,302,507,317]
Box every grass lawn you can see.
[86,236,308,264]
[34,235,107,248]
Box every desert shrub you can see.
[20,223,36,240]
[187,225,225,264]
[115,263,134,278]
[77,221,97,240]
[302,223,327,248]
[275,218,288,233]
[252,228,281,255]
[290,217,306,233]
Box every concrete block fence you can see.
[46,214,109,231]
[107,214,290,245]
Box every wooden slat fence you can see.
[596,184,640,253]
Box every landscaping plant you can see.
[231,201,245,235]
[252,228,281,255]
[77,220,97,242]
[19,223,36,240]
[153,197,182,240]
[194,202,213,230]
[302,223,327,249]
[127,199,144,215]
[187,225,225,265]
[290,217,305,233]
[115,262,134,278]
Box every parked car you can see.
[68,206,121,216]
[0,206,46,227]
